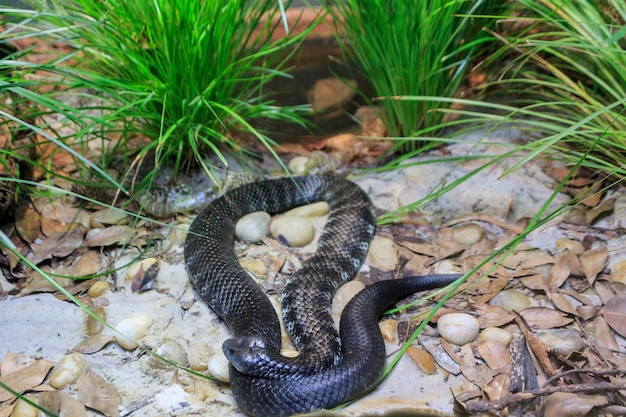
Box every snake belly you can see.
[184,176,460,416]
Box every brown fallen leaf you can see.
[580,245,608,285]
[550,292,579,317]
[483,373,510,403]
[70,334,115,354]
[601,294,626,338]
[519,307,573,329]
[478,339,511,371]
[29,220,85,265]
[594,316,620,354]
[473,304,516,328]
[0,359,54,402]
[14,204,41,244]
[38,391,87,417]
[77,370,121,417]
[549,251,573,289]
[541,392,608,417]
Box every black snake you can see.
[184,176,460,416]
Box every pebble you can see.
[240,259,267,277]
[87,281,109,298]
[331,280,365,322]
[379,319,399,343]
[126,258,159,282]
[555,238,585,254]
[452,223,483,245]
[11,395,38,417]
[536,329,584,356]
[150,339,188,369]
[270,216,315,247]
[479,327,513,348]
[438,313,480,345]
[406,346,436,375]
[85,307,107,336]
[367,237,398,271]
[90,208,130,228]
[489,289,531,312]
[235,211,271,243]
[187,342,214,371]
[49,352,87,388]
[113,313,153,350]
[289,156,309,175]
[208,351,230,382]
[85,225,133,247]
[283,202,329,218]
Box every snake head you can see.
[222,336,273,376]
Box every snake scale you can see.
[184,176,461,416]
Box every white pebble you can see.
[283,202,329,218]
[490,289,531,312]
[367,237,398,271]
[49,353,87,388]
[114,313,153,350]
[452,223,483,245]
[150,339,188,369]
[537,329,584,356]
[208,351,230,382]
[331,280,365,322]
[480,327,513,348]
[288,156,309,175]
[270,216,315,247]
[235,211,271,243]
[11,395,38,417]
[438,313,480,345]
[187,342,214,371]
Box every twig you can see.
[462,382,626,414]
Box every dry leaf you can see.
[14,205,41,243]
[0,359,54,402]
[477,339,511,371]
[38,391,87,417]
[580,245,608,285]
[473,304,516,328]
[70,334,115,354]
[483,373,509,402]
[77,370,121,417]
[542,392,608,417]
[585,196,615,224]
[549,251,572,289]
[550,292,579,316]
[519,307,573,329]
[594,316,620,353]
[601,294,626,338]
[29,221,85,265]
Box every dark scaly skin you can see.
[184,176,461,416]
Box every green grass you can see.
[326,0,504,146]
[1,0,314,194]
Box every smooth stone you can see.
[379,319,399,343]
[452,223,483,245]
[490,289,531,312]
[283,201,329,218]
[208,352,230,382]
[270,216,315,247]
[289,156,309,175]
[331,280,365,322]
[187,342,214,371]
[536,329,584,356]
[113,313,153,350]
[150,339,188,369]
[11,395,39,417]
[235,211,271,243]
[479,327,513,348]
[367,237,398,271]
[85,307,107,336]
[90,208,130,228]
[87,281,109,298]
[438,313,480,345]
[49,352,87,389]
[406,346,436,375]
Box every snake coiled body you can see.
[185,176,460,416]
